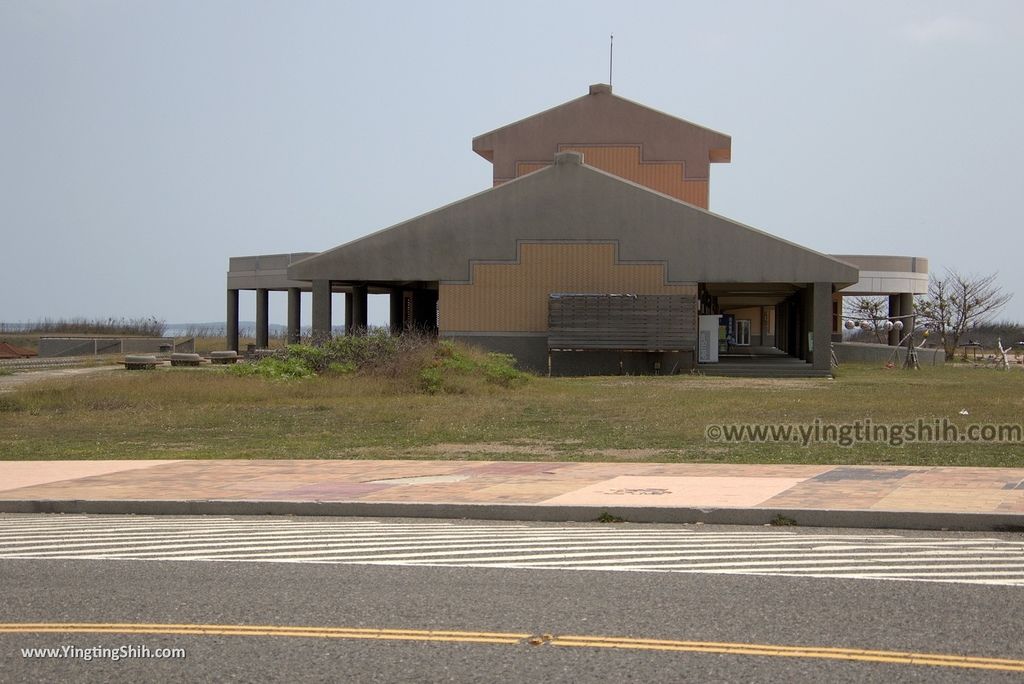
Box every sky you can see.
[2,0,1023,329]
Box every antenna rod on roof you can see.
[609,34,614,87]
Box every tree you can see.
[843,296,888,343]
[915,269,1013,356]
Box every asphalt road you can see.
[2,519,1023,683]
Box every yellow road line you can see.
[0,623,527,645]
[3,623,1023,673]
[550,636,1024,673]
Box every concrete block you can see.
[209,350,239,365]
[123,355,158,370]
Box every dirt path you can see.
[0,365,121,393]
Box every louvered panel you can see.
[548,294,697,351]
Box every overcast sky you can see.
[2,0,1022,328]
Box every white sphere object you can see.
[844,320,855,330]
[860,321,872,331]
[894,320,904,330]
[884,321,894,331]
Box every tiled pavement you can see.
[1,460,1023,523]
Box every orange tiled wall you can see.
[508,145,709,208]
[440,242,698,333]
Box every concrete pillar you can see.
[790,294,798,360]
[783,303,790,353]
[757,306,765,346]
[888,295,901,346]
[311,280,332,344]
[256,288,270,349]
[899,292,914,345]
[775,304,784,353]
[389,287,404,334]
[226,289,239,352]
[800,287,813,361]
[812,282,833,371]
[832,294,843,343]
[790,301,798,358]
[351,284,368,334]
[344,292,353,334]
[785,301,795,355]
[287,287,301,344]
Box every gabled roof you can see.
[289,152,857,288]
[472,84,732,181]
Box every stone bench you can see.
[209,350,239,365]
[123,355,158,370]
[170,353,203,367]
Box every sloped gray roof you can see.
[289,152,858,287]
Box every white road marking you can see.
[0,515,1021,586]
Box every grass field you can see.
[1,360,1022,466]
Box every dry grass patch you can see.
[0,360,1022,466]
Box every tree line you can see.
[844,269,1015,356]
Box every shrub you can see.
[0,396,24,412]
[227,333,528,394]
[418,341,528,394]
[229,356,315,380]
[418,365,444,394]
[279,329,418,375]
[481,352,524,388]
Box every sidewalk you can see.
[1,459,1023,531]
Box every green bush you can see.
[227,332,528,394]
[418,365,444,394]
[228,356,315,380]
[327,361,356,376]
[482,353,524,387]
[0,396,24,412]
[282,330,405,374]
[418,341,528,394]
[285,344,331,373]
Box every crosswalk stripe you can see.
[0,533,712,552]
[1,515,1022,586]
[406,551,1024,568]
[10,538,948,560]
[378,553,1024,567]
[0,531,832,548]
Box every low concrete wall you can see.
[833,341,945,366]
[39,337,195,357]
[446,333,696,376]
[551,350,694,376]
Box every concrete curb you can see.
[1,499,1022,532]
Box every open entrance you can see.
[698,283,831,377]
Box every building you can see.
[226,85,927,376]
